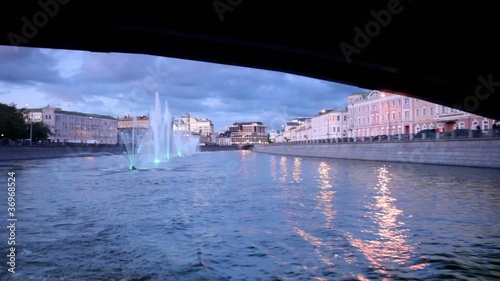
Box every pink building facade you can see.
[349,90,497,136]
[277,90,498,143]
[348,91,412,137]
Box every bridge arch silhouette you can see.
[1,1,499,120]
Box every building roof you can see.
[347,91,371,99]
[231,122,264,126]
[23,107,116,120]
[55,109,116,120]
[23,108,43,112]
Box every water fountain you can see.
[118,117,148,170]
[172,130,201,157]
[150,92,172,162]
[120,92,199,169]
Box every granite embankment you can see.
[0,146,127,161]
[0,145,244,161]
[252,139,500,168]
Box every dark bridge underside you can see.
[1,1,499,120]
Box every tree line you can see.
[0,103,50,143]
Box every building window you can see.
[404,98,409,105]
[430,107,434,115]
[337,115,340,121]
[376,114,379,122]
[483,120,489,130]
[442,106,446,113]
[344,116,347,121]
[404,111,409,118]
[398,112,402,119]
[392,101,395,106]
[415,109,419,117]
[458,122,465,129]
[472,121,478,129]
[422,107,427,116]
[392,112,395,120]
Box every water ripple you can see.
[0,153,499,280]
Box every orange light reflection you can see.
[279,156,288,183]
[293,157,302,183]
[346,165,429,278]
[316,162,336,228]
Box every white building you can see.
[172,113,191,132]
[191,118,214,137]
[25,106,118,144]
[310,109,347,140]
[269,90,499,144]
[280,117,312,142]
[173,113,215,142]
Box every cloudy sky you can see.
[0,45,367,132]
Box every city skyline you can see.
[0,45,367,132]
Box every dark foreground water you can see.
[0,151,499,280]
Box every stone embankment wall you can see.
[0,145,244,161]
[252,139,500,168]
[0,146,126,161]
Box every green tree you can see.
[31,122,51,141]
[0,103,27,140]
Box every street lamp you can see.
[321,109,330,141]
[25,104,33,145]
[349,102,354,139]
[327,113,330,141]
[381,93,392,139]
[89,116,92,144]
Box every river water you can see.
[1,150,499,280]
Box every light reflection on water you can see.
[293,157,302,183]
[279,155,288,183]
[316,162,335,228]
[0,151,499,280]
[345,165,428,280]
